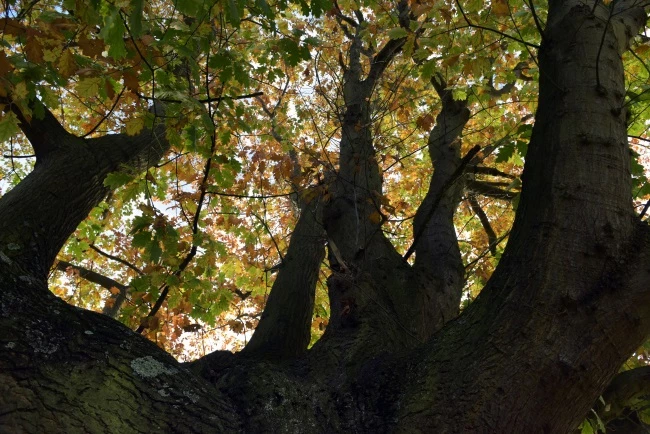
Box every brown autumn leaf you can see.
[0,18,26,36]
[78,34,105,58]
[123,70,140,92]
[0,51,14,77]
[25,33,45,64]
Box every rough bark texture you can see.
[2,1,650,433]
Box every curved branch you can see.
[7,98,72,161]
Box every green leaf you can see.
[76,77,103,98]
[421,59,436,80]
[147,240,162,263]
[0,112,21,142]
[579,420,594,434]
[128,0,144,37]
[104,172,134,189]
[387,28,408,40]
[310,0,332,17]
[176,0,203,16]
[277,38,310,66]
[495,142,514,163]
[132,231,152,248]
[226,0,242,25]
[99,8,127,59]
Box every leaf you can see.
[226,0,242,25]
[0,51,14,76]
[579,420,594,434]
[99,8,127,59]
[177,0,204,16]
[78,34,105,58]
[25,33,45,64]
[58,49,77,78]
[416,114,434,131]
[125,117,145,136]
[0,111,21,142]
[387,28,408,40]
[122,70,140,92]
[492,0,509,16]
[0,18,26,36]
[76,77,102,98]
[420,59,436,80]
[104,172,134,189]
[128,0,144,37]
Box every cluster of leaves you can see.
[1,0,650,369]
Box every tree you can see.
[1,0,650,431]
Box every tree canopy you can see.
[1,0,650,432]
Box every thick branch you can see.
[0,103,169,282]
[241,198,326,360]
[7,99,70,161]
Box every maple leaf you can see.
[123,70,140,92]
[0,111,20,142]
[58,49,77,79]
[25,33,45,64]
[76,77,102,98]
[77,34,105,59]
[125,117,145,136]
[416,114,435,131]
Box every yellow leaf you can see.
[58,49,77,78]
[125,117,145,136]
[76,77,102,97]
[12,81,28,101]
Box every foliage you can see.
[0,0,649,372]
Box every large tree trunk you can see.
[2,1,650,433]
